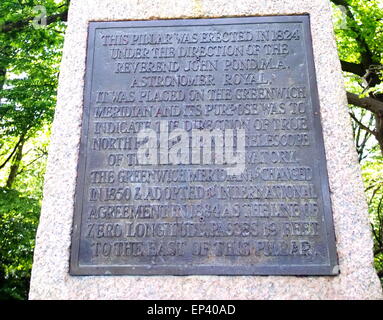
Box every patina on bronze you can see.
[70,15,339,275]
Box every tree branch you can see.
[0,135,24,170]
[331,0,379,87]
[0,68,6,92]
[357,113,374,160]
[331,0,349,6]
[1,10,68,33]
[347,92,383,114]
[17,152,47,175]
[349,112,377,136]
[341,60,366,77]
[375,247,383,256]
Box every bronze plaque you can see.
[70,15,338,275]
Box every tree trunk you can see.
[376,113,383,156]
[0,67,6,121]
[0,67,5,91]
[5,134,25,189]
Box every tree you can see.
[0,0,69,188]
[0,188,40,299]
[331,0,383,282]
[0,0,69,299]
[331,0,383,153]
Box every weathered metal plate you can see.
[70,15,339,275]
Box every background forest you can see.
[0,0,382,300]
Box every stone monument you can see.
[29,0,383,299]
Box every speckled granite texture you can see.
[29,0,383,299]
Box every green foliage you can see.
[333,0,383,64]
[0,0,68,300]
[0,125,49,300]
[361,157,383,283]
[0,188,40,300]
[8,125,50,197]
[332,0,383,99]
[332,0,383,282]
[0,1,66,138]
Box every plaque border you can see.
[70,15,339,276]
